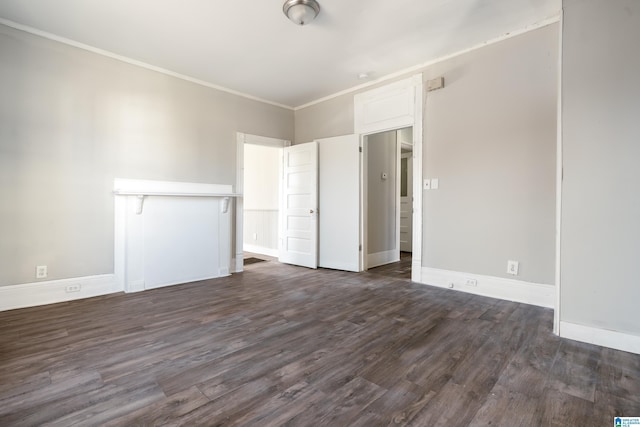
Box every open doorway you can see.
[363,126,413,274]
[235,133,289,272]
[243,143,281,258]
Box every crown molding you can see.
[0,18,294,111]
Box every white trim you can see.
[243,244,279,258]
[354,75,421,135]
[0,14,560,112]
[361,137,368,270]
[0,275,118,312]
[560,322,640,355]
[295,14,561,111]
[395,134,402,264]
[0,18,293,111]
[235,133,245,273]
[368,250,400,269]
[411,78,424,284]
[243,133,290,148]
[420,267,555,308]
[554,9,564,336]
[356,74,423,277]
[143,273,228,292]
[113,178,233,196]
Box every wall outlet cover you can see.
[65,284,81,293]
[36,265,47,279]
[507,260,519,275]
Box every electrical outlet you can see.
[36,265,47,279]
[465,278,478,287]
[507,260,519,275]
[65,284,81,293]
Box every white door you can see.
[279,142,318,268]
[318,135,361,272]
[400,152,413,252]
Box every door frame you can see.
[235,132,290,273]
[354,74,423,280]
[400,147,414,253]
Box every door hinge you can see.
[359,147,363,153]
[359,244,362,251]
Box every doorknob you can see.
[310,209,314,214]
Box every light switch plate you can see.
[423,179,431,190]
[431,178,439,189]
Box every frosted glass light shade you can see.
[283,0,320,26]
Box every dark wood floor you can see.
[1,257,639,426]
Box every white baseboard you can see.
[243,244,279,258]
[368,250,399,269]
[0,274,119,312]
[560,321,640,355]
[231,252,244,273]
[411,261,423,283]
[419,267,554,308]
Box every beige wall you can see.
[561,0,640,335]
[423,24,557,285]
[294,93,354,144]
[295,23,559,284]
[0,24,293,286]
[366,130,397,255]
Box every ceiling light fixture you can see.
[283,0,320,26]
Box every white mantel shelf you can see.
[113,190,241,197]
[113,178,239,197]
[113,178,239,215]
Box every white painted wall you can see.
[561,0,640,337]
[243,144,281,253]
[296,24,558,285]
[367,130,397,255]
[0,23,293,286]
[422,24,557,285]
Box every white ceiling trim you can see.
[294,13,561,111]
[0,12,560,112]
[0,17,294,111]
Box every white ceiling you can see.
[0,0,560,108]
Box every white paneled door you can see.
[318,135,361,272]
[279,141,318,269]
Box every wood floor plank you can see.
[102,386,210,427]
[1,253,639,425]
[468,384,542,426]
[546,340,601,402]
